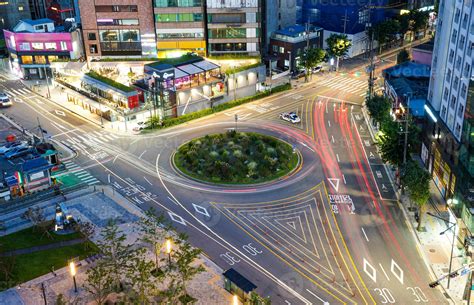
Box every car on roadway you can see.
[280,112,301,124]
[0,141,28,155]
[0,92,12,107]
[132,121,146,133]
[291,70,306,79]
[4,146,35,159]
[312,65,323,73]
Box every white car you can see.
[0,141,28,154]
[132,121,146,133]
[280,112,301,124]
[312,65,323,73]
[0,92,12,107]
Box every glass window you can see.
[31,42,44,50]
[89,44,97,53]
[21,56,33,64]
[45,42,57,50]
[18,5,23,11]
[88,33,96,40]
[47,55,58,63]
[100,30,119,41]
[120,30,140,42]
[121,19,139,25]
[60,41,67,50]
[34,56,46,64]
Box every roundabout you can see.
[172,130,300,185]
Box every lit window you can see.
[45,42,57,50]
[60,41,67,50]
[18,5,23,11]
[19,42,30,51]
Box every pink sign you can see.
[3,30,73,53]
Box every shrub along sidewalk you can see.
[146,83,291,130]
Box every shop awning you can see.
[64,61,86,71]
[174,68,189,79]
[178,64,204,76]
[193,60,219,72]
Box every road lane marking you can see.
[305,289,329,305]
[299,141,315,152]
[390,259,404,284]
[379,264,390,281]
[168,211,187,226]
[138,150,147,159]
[167,196,179,205]
[342,174,346,184]
[143,176,153,185]
[336,153,340,162]
[331,135,335,143]
[361,227,369,242]
[107,173,111,183]
[363,258,377,283]
[327,120,331,127]
[192,203,210,217]
[327,178,340,191]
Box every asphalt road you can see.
[0,51,447,305]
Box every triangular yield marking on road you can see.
[327,178,340,192]
[287,221,296,230]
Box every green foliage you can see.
[366,95,392,124]
[173,233,205,295]
[84,260,113,305]
[326,34,352,58]
[174,131,298,184]
[250,291,272,305]
[125,247,158,304]
[85,70,135,93]
[372,19,400,53]
[300,48,326,82]
[397,49,411,64]
[402,161,431,231]
[137,209,170,270]
[207,54,261,60]
[225,63,263,75]
[146,83,291,130]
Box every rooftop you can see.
[223,268,257,293]
[413,40,434,52]
[274,24,322,38]
[383,61,431,79]
[146,54,203,69]
[21,19,54,26]
[387,77,429,99]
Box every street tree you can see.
[372,19,400,53]
[402,161,431,231]
[97,219,132,291]
[137,209,170,271]
[397,49,411,64]
[83,260,113,305]
[377,119,404,166]
[173,233,205,300]
[396,13,412,46]
[411,10,429,38]
[21,207,52,239]
[125,247,158,304]
[326,34,352,71]
[300,47,326,82]
[73,221,95,250]
[157,277,182,304]
[366,95,392,125]
[250,291,272,305]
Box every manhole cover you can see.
[429,249,436,253]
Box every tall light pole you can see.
[69,261,77,293]
[43,65,51,98]
[165,238,172,269]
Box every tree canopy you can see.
[366,95,392,124]
[300,47,326,82]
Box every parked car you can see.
[291,70,306,79]
[312,65,323,73]
[5,146,34,159]
[0,141,28,155]
[132,121,146,133]
[0,92,12,107]
[280,112,301,124]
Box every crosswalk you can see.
[317,76,368,96]
[61,131,120,151]
[62,160,100,186]
[2,87,32,98]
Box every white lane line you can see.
[107,173,111,183]
[167,196,179,205]
[299,141,315,152]
[102,134,116,141]
[88,180,100,185]
[331,135,335,143]
[361,227,369,242]
[305,289,327,304]
[342,174,346,184]
[327,120,331,127]
[379,263,390,281]
[10,89,23,95]
[82,178,99,184]
[336,153,340,162]
[143,176,153,186]
[138,150,147,159]
[113,154,120,163]
[359,92,367,97]
[285,301,291,305]
[76,172,91,178]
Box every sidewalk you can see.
[361,107,468,305]
[0,185,233,305]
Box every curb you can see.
[360,106,455,304]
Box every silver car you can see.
[0,92,11,107]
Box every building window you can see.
[21,56,33,64]
[89,44,97,53]
[45,42,57,50]
[31,42,44,50]
[155,13,202,22]
[154,0,202,7]
[18,5,23,11]
[19,42,30,51]
[449,49,454,63]
[208,28,246,39]
[461,83,467,98]
[441,105,447,119]
[272,45,278,53]
[456,55,462,70]
[358,9,369,24]
[443,87,449,100]
[97,19,139,26]
[95,5,137,12]
[88,33,97,40]
[35,25,44,31]
[446,69,451,82]
[455,123,461,137]
[451,29,457,44]
[279,46,284,53]
[120,30,139,42]
[464,63,470,78]
[454,8,460,23]
[450,96,456,109]
[462,13,468,29]
[458,104,464,118]
[60,41,67,50]
[460,35,465,50]
[468,41,474,56]
[100,30,119,42]
[454,76,459,90]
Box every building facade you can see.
[0,0,32,32]
[154,0,206,57]
[79,0,157,59]
[206,0,261,56]
[3,19,83,79]
[262,0,296,54]
[269,24,323,71]
[423,0,473,229]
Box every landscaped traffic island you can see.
[173,131,299,184]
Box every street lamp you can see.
[69,261,77,293]
[233,295,239,305]
[165,238,172,268]
[427,211,457,289]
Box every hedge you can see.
[225,63,263,75]
[147,83,291,130]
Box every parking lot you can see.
[0,116,33,170]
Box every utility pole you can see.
[399,94,410,191]
[37,117,45,143]
[305,21,310,51]
[342,9,348,35]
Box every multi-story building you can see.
[0,0,32,32]
[263,0,296,54]
[3,18,83,79]
[154,0,206,57]
[206,0,261,56]
[423,0,473,232]
[79,0,157,59]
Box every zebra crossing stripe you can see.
[82,177,99,183]
[4,91,13,98]
[102,134,116,141]
[86,135,105,144]
[108,133,119,139]
[10,89,23,95]
[18,89,30,94]
[76,173,91,178]
[359,92,367,97]
[87,180,100,185]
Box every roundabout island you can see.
[173,130,299,184]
